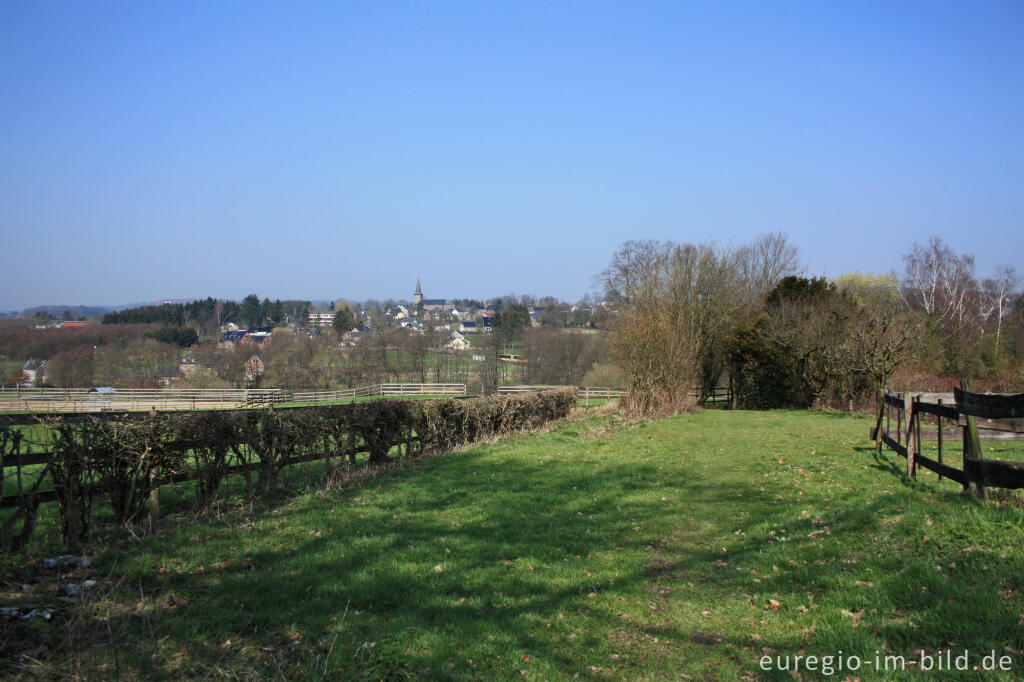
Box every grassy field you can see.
[2,409,1023,680]
[1,397,618,504]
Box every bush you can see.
[418,389,577,452]
[581,362,624,388]
[1,389,577,546]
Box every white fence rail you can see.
[0,387,282,400]
[497,385,626,399]
[291,384,467,402]
[0,388,286,413]
[0,383,627,413]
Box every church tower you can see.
[413,277,423,307]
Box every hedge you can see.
[0,388,577,549]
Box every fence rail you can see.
[0,385,470,413]
[0,383,633,413]
[873,388,1024,495]
[496,385,731,403]
[0,389,578,549]
[291,384,467,402]
[0,388,287,413]
[497,385,626,399]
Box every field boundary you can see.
[0,383,632,413]
[0,389,578,548]
[872,388,1024,494]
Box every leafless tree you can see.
[901,236,978,327]
[979,265,1021,360]
[734,232,801,304]
[603,239,749,413]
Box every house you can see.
[308,311,336,328]
[60,321,85,328]
[178,355,197,376]
[22,360,46,387]
[245,355,265,381]
[444,331,471,351]
[244,326,274,346]
[459,320,478,334]
[218,330,247,348]
[155,365,181,387]
[481,316,494,333]
[341,328,373,346]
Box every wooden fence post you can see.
[915,398,922,471]
[936,398,943,465]
[960,380,986,498]
[962,413,985,498]
[896,393,902,448]
[885,393,890,442]
[873,386,885,454]
[904,393,916,479]
[149,407,160,520]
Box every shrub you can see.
[2,389,576,546]
[92,416,185,525]
[418,389,577,452]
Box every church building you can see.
[414,277,453,313]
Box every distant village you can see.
[3,279,615,389]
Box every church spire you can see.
[415,276,422,296]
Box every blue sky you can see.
[2,1,1021,310]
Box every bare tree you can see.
[734,231,801,304]
[601,239,670,306]
[602,239,748,413]
[979,265,1021,360]
[833,274,914,390]
[901,236,978,326]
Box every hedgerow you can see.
[0,389,577,548]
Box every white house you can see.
[21,360,46,387]
[444,331,471,351]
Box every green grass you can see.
[2,409,1023,680]
[2,396,614,506]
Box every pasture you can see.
[2,409,1022,680]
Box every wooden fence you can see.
[496,385,731,403]
[0,406,421,511]
[0,385,468,413]
[873,388,1024,494]
[497,385,626,399]
[291,384,467,402]
[0,388,288,413]
[0,383,638,413]
[0,389,579,548]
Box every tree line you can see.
[603,234,1022,415]
[101,295,311,335]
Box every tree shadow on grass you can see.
[22,412,1023,681]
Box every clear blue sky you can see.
[2,1,1021,310]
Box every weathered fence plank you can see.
[964,458,1024,490]
[875,388,1024,492]
[954,389,1024,419]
